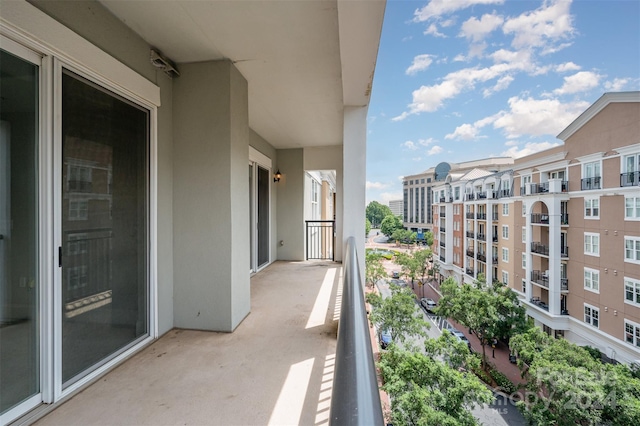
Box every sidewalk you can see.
[412,280,526,389]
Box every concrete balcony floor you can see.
[36,261,342,426]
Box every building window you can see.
[522,253,526,269]
[311,179,320,219]
[502,271,508,285]
[624,236,640,264]
[454,187,460,201]
[584,304,599,328]
[625,197,640,219]
[582,161,601,190]
[584,233,599,256]
[502,225,509,240]
[624,277,640,307]
[584,268,600,293]
[67,164,93,192]
[624,320,640,347]
[421,178,425,184]
[584,198,599,218]
[522,203,526,216]
[69,199,89,221]
[502,247,509,262]
[522,226,526,243]
[521,279,526,293]
[622,153,639,186]
[502,203,509,216]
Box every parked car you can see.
[448,328,472,351]
[378,330,392,349]
[420,297,437,313]
[391,270,400,279]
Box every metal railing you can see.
[476,233,486,240]
[531,213,549,224]
[492,213,499,221]
[331,237,383,424]
[306,220,335,260]
[466,249,475,258]
[466,231,475,238]
[621,171,639,187]
[465,268,474,276]
[561,213,569,225]
[581,176,601,190]
[477,253,486,263]
[440,241,446,248]
[476,213,487,220]
[466,212,475,219]
[531,242,549,256]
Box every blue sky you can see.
[366,0,640,204]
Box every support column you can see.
[548,198,562,315]
[342,106,367,276]
[173,60,250,332]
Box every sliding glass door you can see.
[0,45,40,417]
[249,160,270,272]
[60,70,149,386]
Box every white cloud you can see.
[460,13,504,42]
[493,96,589,138]
[604,78,630,92]
[553,71,601,95]
[503,0,575,51]
[453,53,468,62]
[418,138,437,146]
[501,141,561,158]
[424,23,446,38]
[445,123,479,141]
[427,145,444,155]
[406,54,435,75]
[379,192,403,204]
[402,140,419,150]
[483,75,514,97]
[414,0,504,22]
[366,181,389,190]
[392,111,411,122]
[556,62,581,73]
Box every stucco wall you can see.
[276,149,304,260]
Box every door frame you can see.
[249,147,272,273]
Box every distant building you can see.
[402,158,514,234]
[432,92,640,365]
[388,199,403,217]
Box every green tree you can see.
[365,217,372,237]
[380,214,403,237]
[510,327,640,425]
[436,277,527,369]
[422,230,434,248]
[391,228,416,247]
[366,201,392,227]
[395,249,431,288]
[379,346,493,425]
[365,251,387,288]
[366,284,429,346]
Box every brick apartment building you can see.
[431,92,640,365]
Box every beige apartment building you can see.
[432,92,640,365]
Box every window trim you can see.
[502,225,509,240]
[584,232,600,257]
[583,267,600,294]
[502,203,509,216]
[624,277,640,307]
[584,197,600,219]
[502,247,509,263]
[584,303,600,329]
[624,236,640,264]
[625,196,640,220]
[624,319,640,348]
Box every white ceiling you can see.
[100,0,385,150]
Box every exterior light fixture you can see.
[273,169,282,182]
[150,49,180,78]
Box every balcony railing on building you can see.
[492,213,498,221]
[440,241,446,248]
[561,213,569,225]
[530,242,569,258]
[440,227,446,233]
[492,234,498,243]
[466,193,475,201]
[492,256,498,265]
[466,249,474,258]
[476,232,485,240]
[466,268,474,276]
[530,213,549,224]
[476,252,486,263]
[621,171,639,187]
[466,212,475,219]
[476,212,486,220]
[440,196,453,203]
[581,176,601,190]
[440,211,446,218]
[499,188,512,198]
[466,231,475,238]
[305,220,335,260]
[440,254,445,262]
[476,191,487,200]
[531,270,549,288]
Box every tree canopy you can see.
[381,214,404,237]
[436,277,527,369]
[365,251,387,288]
[365,217,372,237]
[510,327,640,425]
[366,201,393,227]
[366,283,429,347]
[395,249,432,287]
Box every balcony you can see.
[531,242,549,256]
[36,259,380,425]
[529,297,549,311]
[466,212,475,219]
[476,253,486,263]
[492,256,498,265]
[499,188,512,198]
[440,227,446,233]
[476,191,487,200]
[476,233,486,240]
[440,254,446,262]
[466,249,475,258]
[466,231,475,238]
[492,213,498,221]
[440,241,446,248]
[560,246,569,258]
[561,278,569,292]
[466,268,475,276]
[581,176,601,190]
[466,193,475,201]
[531,213,549,224]
[561,213,569,225]
[476,213,487,220]
[621,171,639,187]
[531,270,549,288]
[440,196,453,203]
[492,235,498,243]
[440,212,446,218]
